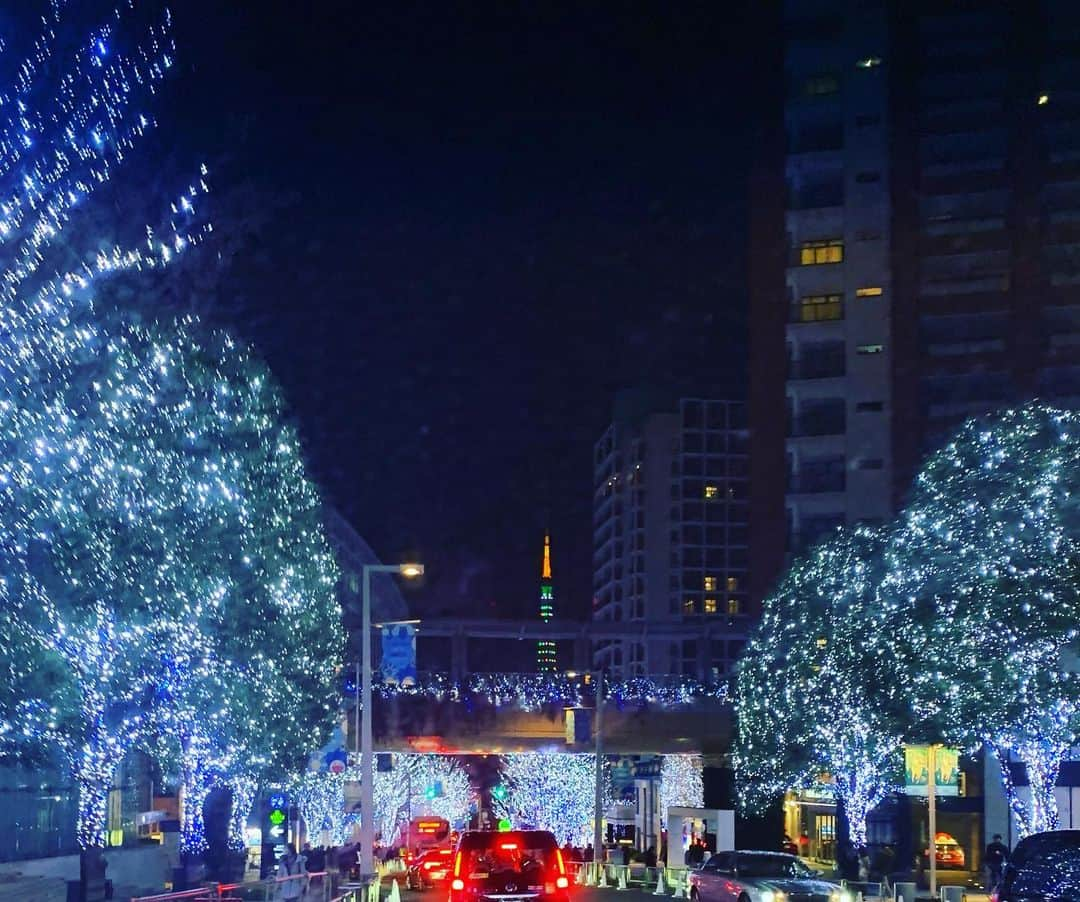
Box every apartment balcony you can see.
[787,352,846,381]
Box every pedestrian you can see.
[985,834,1009,891]
[622,845,631,866]
[277,843,308,900]
[584,843,594,863]
[798,832,810,859]
[644,845,657,869]
[858,847,870,882]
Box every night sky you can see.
[132,2,760,620]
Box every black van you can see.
[449,830,571,902]
[994,830,1080,901]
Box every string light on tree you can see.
[659,756,704,826]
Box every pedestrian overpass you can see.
[361,671,733,756]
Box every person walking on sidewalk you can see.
[985,834,1009,891]
[278,843,308,900]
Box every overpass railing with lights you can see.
[349,672,732,712]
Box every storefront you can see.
[783,787,837,863]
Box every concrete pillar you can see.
[451,631,468,683]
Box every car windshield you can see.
[738,854,810,879]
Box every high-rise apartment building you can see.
[592,392,750,680]
[751,0,1080,604]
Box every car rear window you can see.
[459,833,559,878]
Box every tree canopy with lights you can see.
[883,405,1080,836]
[735,527,904,847]
[0,1,344,850]
[495,753,609,846]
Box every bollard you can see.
[671,872,687,899]
[387,878,401,902]
[893,881,917,902]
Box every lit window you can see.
[704,576,717,592]
[804,74,839,96]
[799,239,844,265]
[1038,94,1050,106]
[816,637,828,648]
[704,485,719,500]
[727,598,741,616]
[855,57,882,69]
[856,286,883,297]
[857,344,884,355]
[683,598,696,615]
[727,576,739,592]
[704,598,717,614]
[799,294,843,322]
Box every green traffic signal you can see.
[492,784,507,801]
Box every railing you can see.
[132,871,337,902]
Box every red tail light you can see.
[556,876,569,889]
[451,879,465,891]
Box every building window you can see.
[799,294,843,322]
[856,286,883,297]
[855,57,882,69]
[726,576,739,592]
[799,239,844,265]
[857,344,884,354]
[855,114,880,127]
[704,597,718,614]
[683,598,696,615]
[855,171,881,183]
[804,74,839,97]
[727,598,741,616]
[704,576,717,592]
[856,400,884,412]
[704,484,719,500]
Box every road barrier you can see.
[132,870,335,902]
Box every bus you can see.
[400,816,452,860]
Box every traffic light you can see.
[425,780,444,800]
[492,783,507,802]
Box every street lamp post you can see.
[358,562,424,888]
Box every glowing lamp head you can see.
[400,563,425,578]
[556,876,569,889]
[451,879,465,891]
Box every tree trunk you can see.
[1018,742,1063,835]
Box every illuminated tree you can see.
[883,405,1080,836]
[735,527,903,847]
[659,756,704,825]
[495,753,608,846]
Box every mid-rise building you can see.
[592,391,749,679]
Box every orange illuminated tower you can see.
[538,532,557,671]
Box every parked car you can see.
[406,847,454,890]
[934,833,965,869]
[992,829,1080,901]
[449,830,570,902]
[689,851,842,902]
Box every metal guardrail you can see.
[132,870,336,902]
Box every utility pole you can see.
[593,669,605,881]
[928,744,938,898]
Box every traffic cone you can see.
[653,870,667,896]
[617,867,629,891]
[671,873,686,898]
[388,879,401,902]
[598,864,609,888]
[583,864,595,887]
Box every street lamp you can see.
[357,562,424,887]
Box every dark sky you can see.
[152,1,760,620]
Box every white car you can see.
[688,851,844,902]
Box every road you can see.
[399,887,661,902]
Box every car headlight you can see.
[761,892,786,902]
[829,892,853,902]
